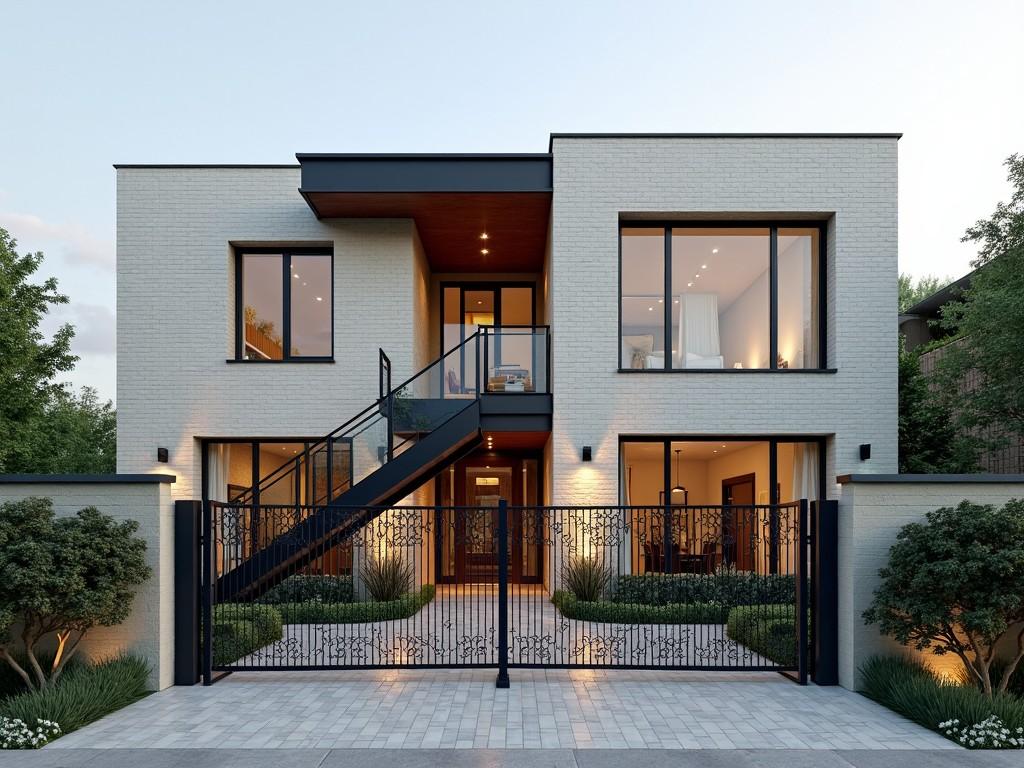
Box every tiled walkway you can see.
[49,669,955,751]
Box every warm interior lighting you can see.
[315,296,323,302]
[480,233,489,240]
[293,273,300,278]
[701,264,708,269]
[481,248,490,255]
[686,282,693,287]
[712,248,719,254]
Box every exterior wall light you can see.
[157,447,169,463]
[859,443,871,461]
[581,446,592,462]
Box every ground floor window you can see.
[619,436,824,574]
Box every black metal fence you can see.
[200,500,821,685]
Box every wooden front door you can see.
[722,473,757,571]
[437,454,542,584]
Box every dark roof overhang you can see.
[296,154,552,272]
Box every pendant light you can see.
[670,448,688,504]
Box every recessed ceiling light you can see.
[701,264,708,269]
[481,248,489,255]
[713,450,718,453]
[302,282,307,286]
[477,300,482,305]
[293,273,300,279]
[480,233,489,240]
[674,299,679,303]
[712,248,719,254]
[721,444,726,448]
[648,306,654,311]
[658,298,663,303]
[695,274,701,278]
[315,296,323,302]
[686,282,693,287]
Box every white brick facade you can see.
[116,167,428,500]
[548,136,899,505]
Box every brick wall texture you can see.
[548,136,899,505]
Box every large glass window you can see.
[620,228,666,369]
[236,249,333,361]
[620,225,824,370]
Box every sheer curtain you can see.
[678,293,721,366]
[791,443,820,501]
[206,444,240,570]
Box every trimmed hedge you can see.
[552,591,727,624]
[615,572,795,607]
[278,585,436,624]
[726,605,797,667]
[257,575,354,605]
[861,655,1024,749]
[213,604,284,666]
[0,655,149,737]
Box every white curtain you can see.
[678,293,720,365]
[206,444,240,570]
[791,443,820,501]
[207,443,229,502]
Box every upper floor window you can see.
[235,249,333,361]
[620,224,824,371]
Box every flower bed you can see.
[0,655,149,749]
[861,655,1024,749]
[614,572,795,607]
[551,591,728,624]
[277,585,435,624]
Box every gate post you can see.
[174,500,201,685]
[796,499,810,685]
[201,499,214,685]
[812,499,839,685]
[496,498,510,688]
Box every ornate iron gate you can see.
[201,500,811,684]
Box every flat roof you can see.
[0,473,176,484]
[549,132,903,147]
[838,473,1024,484]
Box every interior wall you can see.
[718,269,769,369]
[412,226,432,373]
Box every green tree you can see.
[0,497,150,691]
[898,339,978,473]
[863,499,1024,698]
[0,228,77,471]
[898,273,952,313]
[937,154,1024,439]
[20,387,117,474]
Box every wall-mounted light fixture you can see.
[859,443,871,461]
[581,446,592,462]
[157,447,169,463]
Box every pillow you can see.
[621,335,654,369]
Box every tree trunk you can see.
[997,626,1024,695]
[0,647,36,692]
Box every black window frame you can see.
[618,221,830,373]
[231,247,335,363]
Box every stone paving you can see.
[48,669,956,751]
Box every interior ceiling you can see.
[478,430,550,450]
[303,191,551,273]
[624,441,762,461]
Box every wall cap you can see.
[0,474,176,484]
[837,473,1024,484]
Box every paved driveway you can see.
[46,669,954,751]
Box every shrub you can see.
[0,655,149,738]
[258,575,354,605]
[361,555,414,602]
[278,585,435,624]
[614,569,795,607]
[562,557,611,602]
[860,655,1024,749]
[863,499,1024,697]
[0,498,151,692]
[212,604,283,666]
[552,591,726,624]
[726,605,797,667]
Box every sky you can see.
[1,0,1021,403]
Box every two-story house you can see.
[114,134,898,678]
